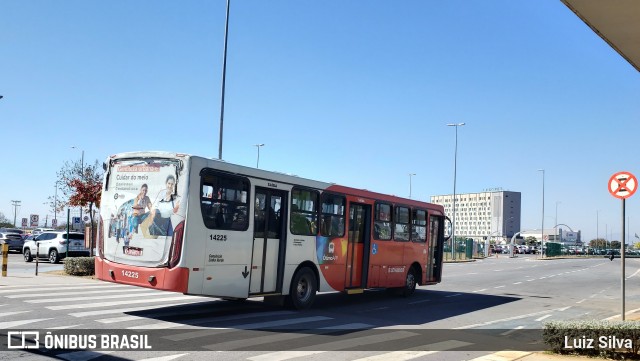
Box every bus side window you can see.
[320,193,345,237]
[200,170,250,231]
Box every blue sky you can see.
[1,1,638,243]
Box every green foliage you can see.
[544,320,640,359]
[63,257,95,276]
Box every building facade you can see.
[430,189,521,244]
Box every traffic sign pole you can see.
[608,171,636,322]
[621,198,626,321]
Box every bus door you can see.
[426,215,445,282]
[251,188,287,294]
[345,203,371,289]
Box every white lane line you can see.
[535,315,551,322]
[472,289,487,293]
[500,326,524,336]
[137,354,189,361]
[47,296,199,310]
[513,282,522,285]
[468,351,532,361]
[0,284,126,294]
[494,285,505,289]
[455,307,568,329]
[576,299,587,304]
[68,301,205,317]
[131,311,300,331]
[248,351,326,361]
[202,323,371,351]
[408,299,430,304]
[57,351,115,361]
[445,293,462,297]
[95,315,143,324]
[0,318,53,329]
[292,331,419,352]
[0,311,29,318]
[6,287,152,298]
[27,291,164,304]
[351,351,438,361]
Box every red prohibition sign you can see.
[608,171,638,199]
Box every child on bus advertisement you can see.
[127,184,152,240]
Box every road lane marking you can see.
[248,351,326,361]
[47,296,198,310]
[472,289,487,293]
[576,299,586,304]
[513,282,522,285]
[500,325,524,335]
[57,351,114,361]
[535,315,551,322]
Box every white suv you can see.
[23,231,89,263]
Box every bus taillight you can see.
[169,221,184,268]
[98,217,104,258]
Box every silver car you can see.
[23,231,89,263]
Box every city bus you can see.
[96,151,448,309]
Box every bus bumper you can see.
[95,257,189,293]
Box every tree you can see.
[525,236,538,247]
[589,238,608,249]
[0,212,12,228]
[56,158,103,256]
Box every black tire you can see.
[401,267,418,297]
[49,249,59,264]
[289,267,317,310]
[24,249,33,262]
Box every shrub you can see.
[63,257,95,276]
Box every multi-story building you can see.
[430,189,521,244]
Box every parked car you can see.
[0,232,25,253]
[23,231,89,263]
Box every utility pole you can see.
[11,200,21,227]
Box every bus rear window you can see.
[201,170,250,231]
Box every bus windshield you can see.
[101,158,186,266]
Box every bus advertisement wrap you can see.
[102,159,186,266]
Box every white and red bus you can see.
[96,151,448,309]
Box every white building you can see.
[430,189,521,244]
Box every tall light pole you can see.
[447,122,465,260]
[555,201,561,242]
[596,210,599,253]
[538,169,545,257]
[408,173,416,199]
[11,200,20,227]
[254,143,265,168]
[218,0,231,160]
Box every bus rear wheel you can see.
[401,267,417,297]
[289,267,317,310]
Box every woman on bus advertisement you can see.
[148,175,181,237]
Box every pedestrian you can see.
[609,251,614,261]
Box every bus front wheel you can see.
[289,267,317,310]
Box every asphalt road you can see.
[0,254,637,361]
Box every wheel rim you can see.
[49,250,57,263]
[296,275,311,302]
[407,271,416,291]
[24,250,30,261]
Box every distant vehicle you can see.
[32,228,55,237]
[0,228,24,236]
[23,231,89,263]
[0,232,25,253]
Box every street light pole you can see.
[555,201,561,242]
[218,0,231,160]
[254,143,265,168]
[408,173,416,199]
[538,169,545,257]
[11,200,20,227]
[447,122,465,260]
